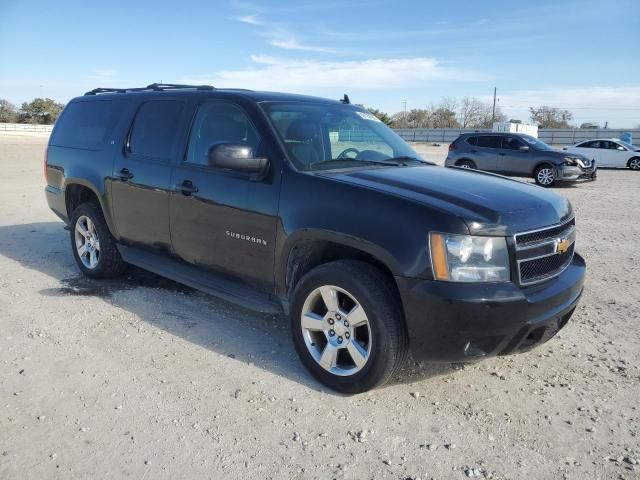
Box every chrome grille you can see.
[514,218,576,286]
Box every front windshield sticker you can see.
[355,111,382,123]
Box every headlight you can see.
[429,232,510,282]
[563,157,578,166]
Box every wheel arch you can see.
[532,160,555,177]
[627,156,640,169]
[64,180,117,236]
[277,229,401,300]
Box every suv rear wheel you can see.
[290,260,408,394]
[534,164,556,187]
[457,160,476,169]
[70,202,127,278]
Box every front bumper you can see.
[557,163,597,182]
[396,252,586,362]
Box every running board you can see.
[117,245,283,314]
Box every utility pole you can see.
[491,87,497,123]
[402,100,407,118]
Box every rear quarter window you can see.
[50,100,118,150]
[465,136,478,146]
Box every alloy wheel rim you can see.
[75,215,100,269]
[460,163,471,169]
[630,159,640,170]
[538,168,554,185]
[300,285,372,376]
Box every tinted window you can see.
[581,140,601,148]
[476,136,500,148]
[50,100,118,150]
[501,136,525,150]
[186,102,260,166]
[129,100,184,160]
[466,136,478,146]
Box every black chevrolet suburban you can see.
[45,84,586,393]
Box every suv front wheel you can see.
[534,164,556,187]
[290,260,408,394]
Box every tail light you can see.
[44,146,49,183]
[449,141,457,151]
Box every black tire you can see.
[534,164,556,187]
[290,260,408,394]
[628,157,640,170]
[456,160,476,170]
[70,202,127,279]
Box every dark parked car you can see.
[45,84,586,393]
[445,132,597,186]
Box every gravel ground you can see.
[1,135,639,480]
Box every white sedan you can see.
[564,138,640,170]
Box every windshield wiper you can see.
[384,156,431,166]
[309,158,406,169]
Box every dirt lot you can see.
[1,135,639,480]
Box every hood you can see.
[548,148,589,161]
[322,165,573,235]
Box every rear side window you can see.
[128,100,184,160]
[476,136,500,148]
[50,100,118,150]
[466,136,478,146]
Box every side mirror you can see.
[616,146,625,151]
[519,145,530,152]
[208,143,269,180]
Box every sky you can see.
[1,0,639,127]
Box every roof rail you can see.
[84,83,215,96]
[146,83,215,91]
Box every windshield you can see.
[617,139,636,150]
[520,134,554,151]
[262,102,423,170]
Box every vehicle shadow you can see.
[0,221,454,393]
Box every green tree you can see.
[366,107,393,126]
[0,99,17,123]
[18,98,65,124]
[529,106,573,128]
[391,108,432,129]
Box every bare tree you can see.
[529,106,573,128]
[458,96,506,128]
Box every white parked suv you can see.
[564,138,640,170]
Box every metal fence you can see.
[0,123,54,132]
[394,128,640,146]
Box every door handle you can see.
[175,180,198,195]
[115,168,134,180]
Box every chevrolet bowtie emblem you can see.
[556,237,571,254]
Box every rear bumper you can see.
[396,252,586,362]
[45,185,69,224]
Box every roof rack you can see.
[84,83,215,96]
